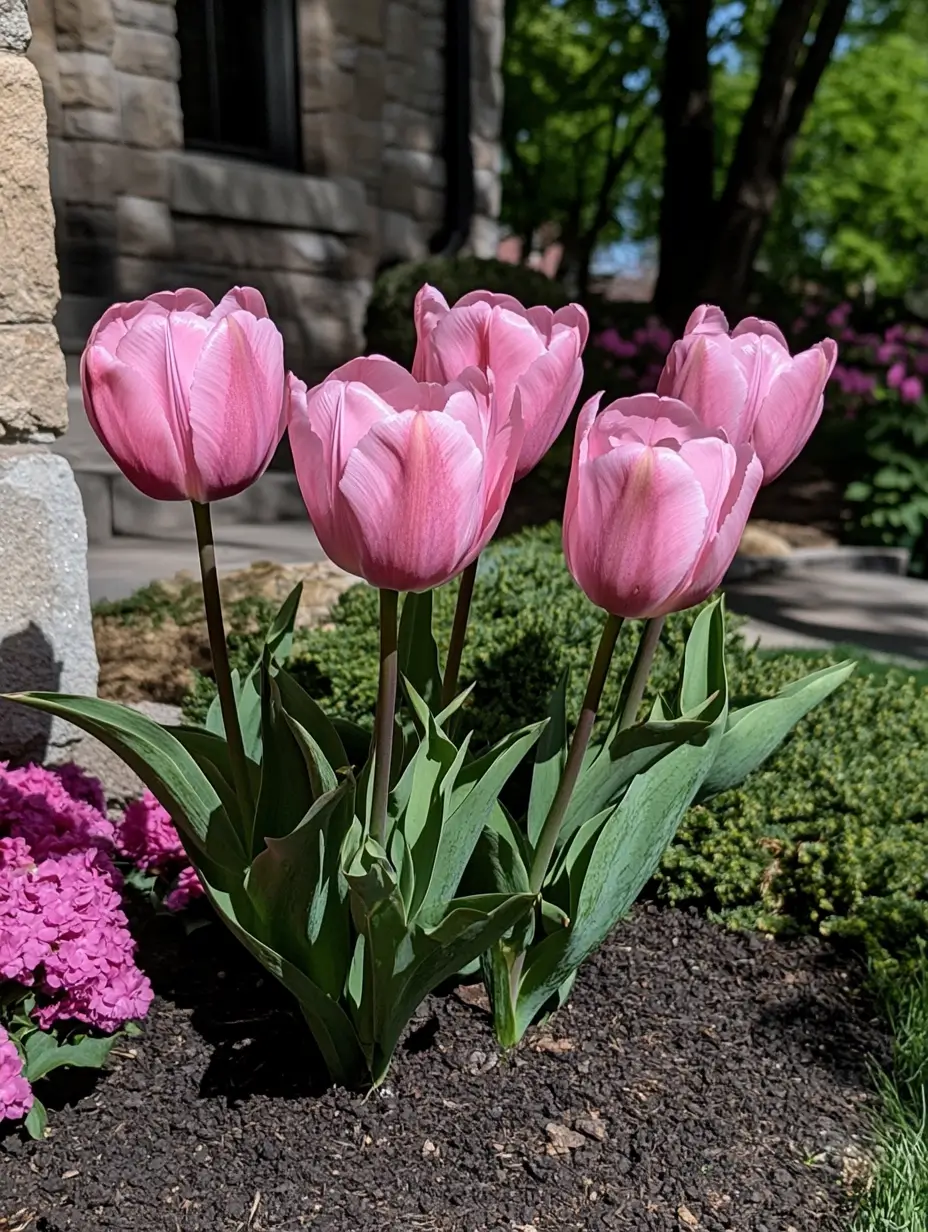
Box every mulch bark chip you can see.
[0,904,885,1232]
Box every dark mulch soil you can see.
[1,906,885,1232]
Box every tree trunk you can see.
[704,0,851,312]
[652,0,715,330]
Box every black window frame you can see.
[176,0,303,172]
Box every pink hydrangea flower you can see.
[0,762,152,1033]
[115,791,185,873]
[0,1026,32,1122]
[164,865,205,912]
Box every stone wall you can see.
[0,0,98,759]
[27,0,504,384]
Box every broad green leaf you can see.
[246,779,354,998]
[371,891,534,1085]
[253,667,315,851]
[170,724,253,829]
[420,723,545,914]
[559,714,709,842]
[678,598,726,715]
[8,693,245,875]
[206,881,367,1086]
[698,660,856,800]
[24,1097,48,1139]
[398,590,442,713]
[276,668,350,778]
[206,668,264,764]
[23,1030,118,1082]
[527,669,569,848]
[264,582,304,665]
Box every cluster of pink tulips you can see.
[82,290,836,614]
[16,277,848,1086]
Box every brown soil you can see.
[94,561,355,706]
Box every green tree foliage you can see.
[763,30,928,295]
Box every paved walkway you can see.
[85,521,928,663]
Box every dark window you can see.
[176,0,302,170]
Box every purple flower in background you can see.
[596,328,639,359]
[900,375,924,403]
[888,362,907,389]
[827,302,852,329]
[877,342,902,364]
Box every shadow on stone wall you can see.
[0,621,61,762]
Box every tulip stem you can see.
[528,613,623,896]
[617,617,666,732]
[441,560,478,709]
[192,501,254,818]
[371,588,399,847]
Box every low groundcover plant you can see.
[10,284,851,1088]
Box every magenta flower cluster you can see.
[115,790,204,911]
[803,301,928,411]
[0,762,153,1032]
[0,1025,31,1121]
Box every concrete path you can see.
[726,567,928,663]
[85,519,928,664]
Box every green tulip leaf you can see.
[527,669,569,847]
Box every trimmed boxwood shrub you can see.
[179,523,928,972]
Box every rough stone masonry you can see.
[0,0,98,759]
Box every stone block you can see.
[111,0,175,34]
[0,448,99,761]
[386,59,413,102]
[173,219,352,276]
[355,46,385,121]
[0,325,68,438]
[63,106,122,141]
[301,59,353,114]
[469,214,499,260]
[385,3,417,59]
[60,139,119,203]
[113,26,178,78]
[380,207,428,262]
[119,73,182,149]
[55,0,115,53]
[0,53,60,325]
[116,194,173,258]
[58,50,117,110]
[0,0,30,52]
[474,166,500,219]
[170,151,368,236]
[334,0,382,45]
[117,146,170,198]
[382,102,438,153]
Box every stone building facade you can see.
[25,0,504,385]
[0,0,98,759]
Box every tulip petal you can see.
[82,347,191,500]
[731,316,789,349]
[569,441,709,619]
[563,393,603,580]
[673,447,763,607]
[145,288,215,316]
[660,336,751,441]
[753,339,837,482]
[424,302,492,385]
[678,435,737,535]
[338,411,485,591]
[554,303,590,349]
[186,313,286,500]
[330,356,422,410]
[212,286,270,320]
[684,305,729,336]
[486,308,548,415]
[594,394,707,453]
[412,284,451,381]
[512,329,582,477]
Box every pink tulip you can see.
[287,356,522,592]
[657,305,837,484]
[563,394,762,619]
[81,288,287,502]
[412,284,588,480]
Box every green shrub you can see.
[365,257,571,367]
[179,523,928,972]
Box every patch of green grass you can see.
[854,960,928,1231]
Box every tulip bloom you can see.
[412,285,588,479]
[81,287,287,502]
[657,305,837,483]
[563,394,762,619]
[288,357,521,592]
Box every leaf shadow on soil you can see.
[131,908,335,1104]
